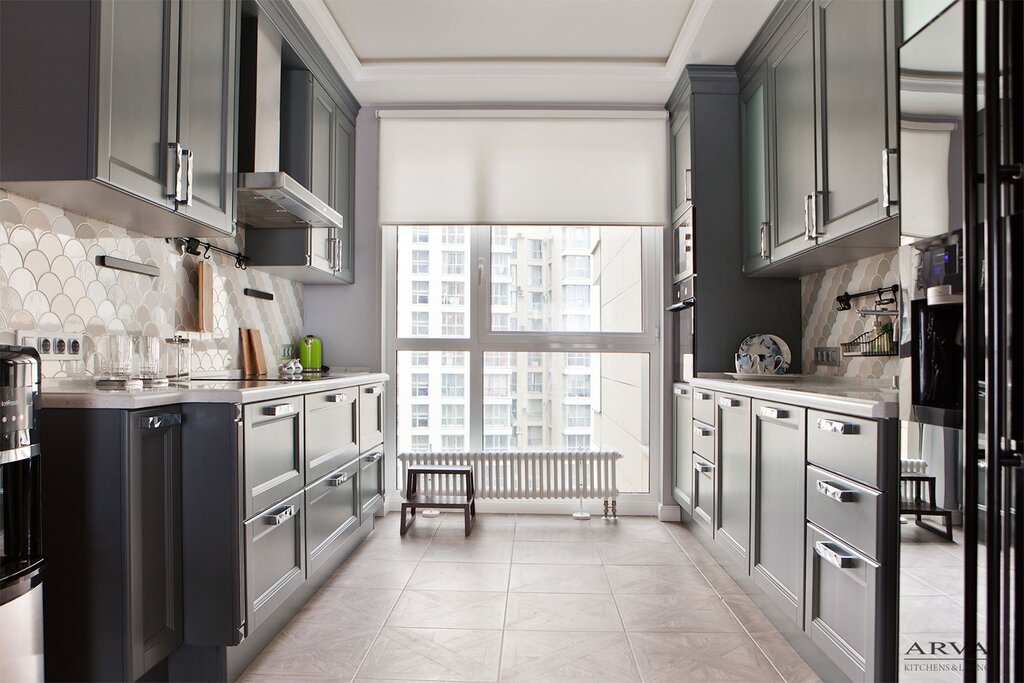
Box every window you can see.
[411,404,429,428]
[411,435,430,452]
[492,252,511,277]
[411,281,429,305]
[441,373,464,397]
[411,373,429,397]
[529,239,544,259]
[411,226,430,243]
[527,399,543,420]
[563,255,590,278]
[410,352,429,366]
[443,251,464,275]
[528,265,543,287]
[528,292,544,313]
[483,434,510,451]
[565,352,590,367]
[492,283,510,307]
[442,404,464,427]
[527,372,543,393]
[527,426,544,447]
[527,352,543,367]
[442,281,465,306]
[492,226,509,246]
[411,312,429,335]
[442,351,465,367]
[563,285,590,309]
[492,313,511,331]
[562,314,591,331]
[484,404,510,428]
[485,352,513,368]
[411,250,429,274]
[442,312,464,336]
[565,404,591,428]
[441,435,465,451]
[442,226,464,244]
[565,374,591,397]
[484,374,510,397]
[564,434,591,450]
[563,226,590,250]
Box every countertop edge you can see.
[681,377,898,420]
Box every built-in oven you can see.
[667,277,695,382]
[671,207,693,283]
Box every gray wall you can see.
[303,107,383,371]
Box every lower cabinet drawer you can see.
[692,455,715,534]
[806,465,882,561]
[305,458,360,576]
[359,449,385,518]
[692,420,715,463]
[305,388,359,484]
[244,396,305,518]
[805,524,880,682]
[244,490,305,633]
[693,388,716,426]
[807,410,880,489]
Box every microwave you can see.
[671,207,694,282]
[667,277,695,382]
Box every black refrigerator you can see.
[963,0,1024,679]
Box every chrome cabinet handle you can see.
[696,391,712,401]
[335,230,343,271]
[327,472,350,486]
[327,392,350,403]
[326,235,337,271]
[693,425,713,438]
[264,403,295,416]
[882,148,899,208]
[816,479,856,503]
[804,194,812,240]
[814,541,857,569]
[365,386,383,396]
[759,406,788,420]
[718,396,739,408]
[167,143,185,202]
[138,413,182,430]
[184,149,194,206]
[363,452,383,463]
[263,505,295,525]
[673,386,689,396]
[817,418,856,435]
[807,192,820,239]
[759,222,769,259]
[693,460,713,474]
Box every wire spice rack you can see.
[841,325,896,357]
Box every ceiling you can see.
[290,0,779,106]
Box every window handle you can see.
[477,257,484,285]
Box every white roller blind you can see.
[378,110,668,226]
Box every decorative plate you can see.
[737,333,792,374]
[725,372,798,382]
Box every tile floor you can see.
[239,513,820,682]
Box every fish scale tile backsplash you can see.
[0,190,303,377]
[801,250,900,379]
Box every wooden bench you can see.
[900,473,953,540]
[401,464,476,536]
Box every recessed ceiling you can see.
[291,0,779,105]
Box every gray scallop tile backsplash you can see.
[801,250,900,379]
[0,190,303,377]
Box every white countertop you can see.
[39,372,390,410]
[682,374,898,419]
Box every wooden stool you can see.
[900,474,953,540]
[401,465,476,536]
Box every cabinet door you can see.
[243,396,304,519]
[751,400,806,624]
[305,459,360,575]
[359,449,385,518]
[768,4,818,261]
[814,0,890,241]
[358,383,385,450]
[692,455,715,534]
[333,112,355,282]
[127,408,183,681]
[244,490,305,632]
[310,80,334,206]
[305,387,359,483]
[309,226,336,276]
[672,385,693,513]
[742,76,772,273]
[96,0,179,207]
[671,104,693,219]
[715,394,752,570]
[176,0,237,234]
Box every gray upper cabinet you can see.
[741,74,771,274]
[0,0,238,238]
[813,0,893,242]
[245,225,351,284]
[310,80,335,206]
[767,3,818,263]
[671,106,693,220]
[333,114,356,282]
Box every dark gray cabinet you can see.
[670,105,693,219]
[741,73,772,274]
[714,394,751,569]
[672,384,693,514]
[245,225,352,284]
[305,459,361,575]
[0,0,238,238]
[359,383,386,450]
[359,449,386,518]
[692,455,715,534]
[305,387,359,483]
[243,396,305,519]
[244,490,305,633]
[750,399,806,624]
[333,113,356,281]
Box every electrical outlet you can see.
[814,346,840,367]
[16,330,85,361]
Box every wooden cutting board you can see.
[197,261,214,332]
[250,329,268,376]
[239,328,255,377]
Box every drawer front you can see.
[672,385,693,512]
[359,448,385,518]
[244,396,305,518]
[692,419,715,463]
[715,393,751,567]
[693,388,716,426]
[806,465,882,561]
[244,491,305,632]
[692,455,715,534]
[358,383,385,450]
[805,524,879,682]
[305,458,360,575]
[305,388,359,483]
[807,410,880,488]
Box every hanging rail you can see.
[165,237,250,270]
[835,284,898,312]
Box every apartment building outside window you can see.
[442,312,464,336]
[411,435,429,451]
[566,352,590,367]
[527,399,543,420]
[565,434,591,450]
[443,251,464,275]
[529,239,544,259]
[484,404,511,428]
[442,226,464,244]
[442,281,465,306]
[441,373,464,397]
[442,404,465,428]
[484,374,510,397]
[410,352,428,366]
[411,281,429,305]
[492,283,510,307]
[565,404,591,428]
[442,351,465,367]
[563,255,590,278]
[529,265,543,286]
[411,373,429,397]
[563,284,590,309]
[442,435,465,451]
[527,372,543,393]
[411,226,430,243]
[527,426,543,447]
[492,252,511,277]
[412,250,429,273]
[411,312,429,335]
[563,226,590,250]
[565,374,591,397]
[411,404,428,428]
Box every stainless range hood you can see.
[236,11,342,231]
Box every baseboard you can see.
[658,503,682,521]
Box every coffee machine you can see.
[0,345,44,682]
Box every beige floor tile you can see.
[604,564,715,595]
[433,523,516,541]
[723,594,777,634]
[406,562,511,592]
[295,588,402,627]
[505,592,623,632]
[499,630,640,682]
[241,620,377,680]
[589,519,675,543]
[387,590,507,630]
[903,565,969,597]
[324,559,419,590]
[629,632,783,682]
[350,537,432,562]
[514,514,582,527]
[749,630,822,683]
[512,540,602,565]
[514,523,594,542]
[616,594,743,633]
[899,596,965,633]
[899,542,962,567]
[900,570,946,598]
[598,541,692,566]
[440,513,517,527]
[508,563,611,594]
[421,539,514,563]
[356,627,502,681]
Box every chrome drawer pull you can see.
[814,541,857,569]
[263,505,295,525]
[759,406,788,420]
[696,391,712,401]
[328,472,351,487]
[817,418,856,435]
[693,461,713,474]
[139,413,182,430]
[327,393,350,403]
[673,386,689,396]
[364,452,383,463]
[365,386,383,396]
[817,480,856,503]
[693,425,713,438]
[264,403,295,416]
[718,396,738,408]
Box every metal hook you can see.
[202,244,212,260]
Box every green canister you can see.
[299,335,322,372]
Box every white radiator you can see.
[398,451,622,508]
